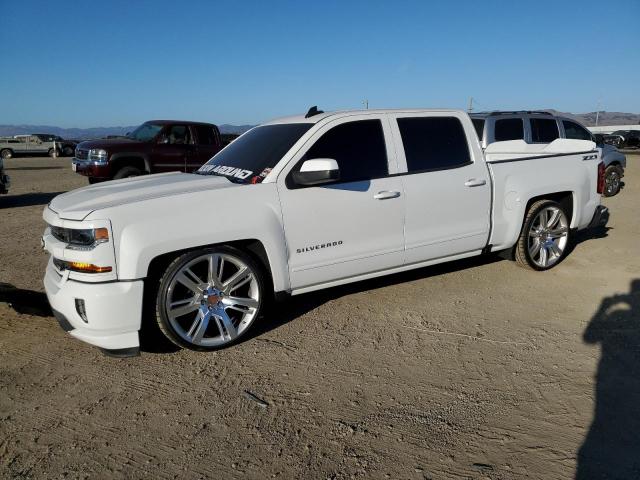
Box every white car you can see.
[42,108,608,356]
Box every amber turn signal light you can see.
[94,228,109,242]
[54,258,112,273]
[68,262,112,273]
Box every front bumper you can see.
[588,205,609,229]
[72,158,111,178]
[0,173,9,194]
[44,259,143,352]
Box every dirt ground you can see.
[1,155,638,479]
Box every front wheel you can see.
[48,148,60,157]
[113,166,142,179]
[603,165,623,197]
[515,200,570,270]
[155,246,265,351]
[0,149,12,159]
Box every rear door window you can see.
[194,125,217,145]
[562,120,592,141]
[494,118,524,141]
[530,118,559,143]
[397,117,471,173]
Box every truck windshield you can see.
[127,123,163,142]
[197,123,313,183]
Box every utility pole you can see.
[595,100,601,126]
[468,97,473,112]
[362,99,369,110]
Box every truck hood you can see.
[77,138,140,150]
[49,172,236,221]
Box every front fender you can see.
[602,148,626,169]
[90,183,290,292]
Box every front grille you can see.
[75,148,89,160]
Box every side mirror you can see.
[293,158,340,186]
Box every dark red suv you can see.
[72,120,225,183]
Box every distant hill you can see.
[1,112,639,139]
[0,123,254,140]
[536,110,640,127]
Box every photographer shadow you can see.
[576,279,640,479]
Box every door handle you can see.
[373,190,401,200]
[464,178,487,187]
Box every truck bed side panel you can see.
[487,152,600,251]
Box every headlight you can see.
[88,149,108,163]
[50,226,109,250]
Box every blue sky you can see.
[0,0,638,127]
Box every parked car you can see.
[33,134,78,157]
[0,156,10,194]
[0,135,57,159]
[42,107,607,356]
[470,111,627,196]
[603,130,640,149]
[71,120,225,183]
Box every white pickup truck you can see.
[42,108,608,356]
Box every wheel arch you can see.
[145,238,276,293]
[110,154,151,174]
[492,189,576,253]
[523,191,574,226]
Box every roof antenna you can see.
[305,106,324,118]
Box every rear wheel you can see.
[603,165,623,197]
[515,200,570,270]
[48,148,60,157]
[113,166,142,179]
[0,149,12,160]
[155,246,265,351]
[63,146,74,156]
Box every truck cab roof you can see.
[264,108,467,126]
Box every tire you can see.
[155,246,266,351]
[603,165,623,197]
[63,146,74,157]
[113,166,142,179]
[47,148,60,157]
[515,199,571,271]
[88,177,105,185]
[0,149,12,160]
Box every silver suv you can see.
[470,111,626,196]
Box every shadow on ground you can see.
[0,192,65,209]
[6,166,65,171]
[0,283,52,317]
[141,225,614,354]
[576,279,640,478]
[568,225,611,254]
[244,253,505,344]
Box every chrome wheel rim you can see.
[165,253,260,347]
[528,206,568,268]
[605,171,620,195]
